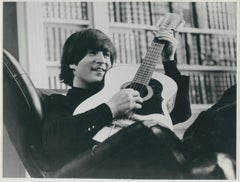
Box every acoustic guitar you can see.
[73,13,185,141]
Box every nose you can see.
[95,52,105,63]
[94,52,111,70]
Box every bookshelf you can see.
[19,1,237,107]
[107,1,237,107]
[42,2,92,89]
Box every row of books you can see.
[108,2,237,30]
[176,33,237,67]
[108,2,171,26]
[44,25,87,62]
[184,71,236,104]
[109,29,237,67]
[42,2,88,20]
[195,2,237,30]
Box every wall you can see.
[3,2,26,177]
[3,2,19,59]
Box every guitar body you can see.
[74,65,177,130]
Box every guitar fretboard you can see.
[132,39,164,86]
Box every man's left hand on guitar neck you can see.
[155,30,178,62]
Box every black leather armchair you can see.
[3,49,48,177]
[3,49,183,178]
[3,50,236,179]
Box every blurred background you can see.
[3,1,237,177]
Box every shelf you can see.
[113,63,236,72]
[43,18,91,25]
[170,65,236,72]
[109,22,236,35]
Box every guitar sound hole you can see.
[120,81,153,101]
[127,83,148,98]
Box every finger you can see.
[132,90,140,97]
[134,96,143,104]
[124,88,139,95]
[134,103,142,109]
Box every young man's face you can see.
[71,50,112,88]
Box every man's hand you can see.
[106,89,143,118]
[155,31,178,62]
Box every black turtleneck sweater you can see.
[42,61,191,162]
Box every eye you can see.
[103,52,110,58]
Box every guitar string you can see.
[132,42,163,85]
[131,42,163,92]
[131,41,159,86]
[126,41,164,122]
[111,41,164,130]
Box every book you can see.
[69,2,76,19]
[139,30,147,61]
[223,36,230,66]
[108,2,115,22]
[124,32,132,64]
[207,2,215,29]
[149,2,156,25]
[46,26,54,61]
[221,2,228,30]
[203,73,213,104]
[189,72,198,104]
[217,36,225,66]
[176,33,187,65]
[198,34,206,64]
[137,2,145,24]
[133,30,141,64]
[199,74,207,104]
[125,2,132,23]
[81,2,88,20]
[186,33,199,65]
[119,2,127,23]
[195,2,209,28]
[54,27,60,62]
[143,2,151,25]
[226,2,237,30]
[216,2,223,29]
[76,2,82,20]
[131,2,138,24]
[112,31,121,64]
[59,27,66,58]
[210,35,219,65]
[119,31,127,64]
[129,31,137,64]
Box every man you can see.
[42,28,191,177]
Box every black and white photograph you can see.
[2,1,238,179]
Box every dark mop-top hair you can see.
[60,28,116,86]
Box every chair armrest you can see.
[37,88,68,96]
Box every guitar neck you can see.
[132,39,165,86]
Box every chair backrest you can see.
[3,50,48,177]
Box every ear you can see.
[69,64,77,70]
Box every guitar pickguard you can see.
[132,78,164,116]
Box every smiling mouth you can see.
[92,67,106,72]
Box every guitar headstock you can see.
[156,13,185,33]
